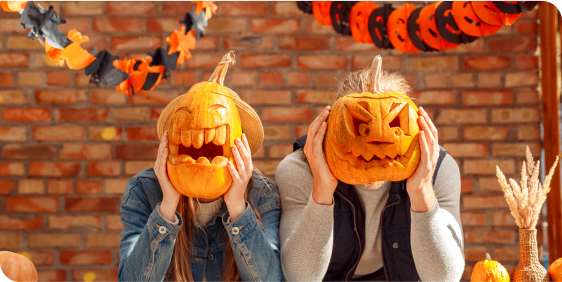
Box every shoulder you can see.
[121,168,163,210]
[248,171,280,214]
[275,149,314,194]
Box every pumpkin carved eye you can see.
[344,101,372,137]
[386,101,411,136]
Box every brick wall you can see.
[0,2,540,280]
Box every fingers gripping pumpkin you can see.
[324,56,421,184]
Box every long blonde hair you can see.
[166,175,263,281]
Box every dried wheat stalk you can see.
[496,146,559,229]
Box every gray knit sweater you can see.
[275,149,465,281]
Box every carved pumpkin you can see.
[472,1,521,26]
[387,3,419,53]
[324,56,420,184]
[165,52,242,199]
[349,1,378,44]
[313,1,333,26]
[470,253,510,282]
[452,1,501,37]
[549,257,562,282]
[0,251,38,282]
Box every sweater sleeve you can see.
[410,154,465,281]
[276,150,335,281]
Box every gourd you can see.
[471,253,510,282]
[549,257,562,282]
[0,251,38,282]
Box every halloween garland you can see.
[1,0,218,95]
[298,1,539,53]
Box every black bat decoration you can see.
[296,1,313,14]
[407,6,437,52]
[180,9,208,40]
[20,1,72,49]
[434,1,477,44]
[330,1,357,36]
[148,46,180,79]
[85,49,130,88]
[368,4,395,49]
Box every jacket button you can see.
[208,254,214,261]
[159,226,167,234]
[232,227,240,235]
[393,242,398,249]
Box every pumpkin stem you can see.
[366,55,383,93]
[486,253,491,261]
[208,50,236,86]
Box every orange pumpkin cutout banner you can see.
[296,1,536,53]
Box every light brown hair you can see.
[336,68,413,99]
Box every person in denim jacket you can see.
[118,52,282,281]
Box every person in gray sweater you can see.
[275,58,465,281]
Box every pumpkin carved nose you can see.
[359,124,370,137]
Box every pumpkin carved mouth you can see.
[167,124,230,167]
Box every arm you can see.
[276,150,335,281]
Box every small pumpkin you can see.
[470,253,510,282]
[0,251,38,282]
[549,257,562,282]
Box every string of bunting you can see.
[296,1,538,53]
[0,0,218,95]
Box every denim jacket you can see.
[118,168,282,281]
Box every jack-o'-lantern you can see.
[156,51,264,198]
[472,1,521,26]
[452,1,501,37]
[388,3,419,53]
[0,251,38,282]
[324,56,420,184]
[349,1,378,44]
[419,2,459,50]
[470,253,510,282]
[313,1,333,26]
[549,257,562,282]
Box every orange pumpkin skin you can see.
[0,251,38,282]
[324,91,421,184]
[166,81,242,199]
[470,256,510,282]
[549,257,562,282]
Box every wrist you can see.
[408,181,435,212]
[159,200,179,222]
[226,199,246,222]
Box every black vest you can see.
[293,135,447,281]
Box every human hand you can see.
[155,131,181,222]
[304,106,338,205]
[407,107,439,212]
[224,134,253,222]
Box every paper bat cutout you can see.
[194,1,217,19]
[148,46,180,79]
[45,29,95,70]
[0,1,27,12]
[313,1,332,26]
[296,1,313,14]
[85,49,130,88]
[434,1,478,44]
[407,6,436,52]
[349,1,378,44]
[452,1,501,37]
[472,1,521,26]
[388,3,419,53]
[180,9,207,39]
[166,26,196,66]
[114,57,165,95]
[20,1,72,49]
[368,4,395,49]
[330,1,356,36]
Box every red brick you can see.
[47,180,73,194]
[2,107,51,122]
[0,162,24,176]
[90,89,125,104]
[0,18,27,33]
[491,108,540,123]
[29,162,81,177]
[259,72,284,85]
[33,126,84,141]
[477,73,502,88]
[460,212,487,226]
[0,180,15,194]
[352,55,401,70]
[492,211,517,227]
[492,143,541,157]
[80,34,108,50]
[461,90,513,106]
[29,234,80,248]
[0,90,28,104]
[146,17,176,32]
[172,71,197,86]
[408,56,459,71]
[0,233,23,249]
[66,197,120,212]
[105,1,155,14]
[2,144,56,159]
[464,159,515,175]
[288,72,311,86]
[115,144,158,160]
[264,126,291,140]
[64,2,103,15]
[516,89,539,104]
[59,143,111,160]
[0,73,14,87]
[21,251,54,266]
[518,125,540,141]
[224,35,274,50]
[442,143,488,157]
[0,127,26,141]
[58,18,90,34]
[57,108,108,122]
[126,127,158,141]
[424,74,447,88]
[76,180,102,194]
[18,179,44,194]
[251,19,300,34]
[87,161,121,176]
[113,107,148,122]
[479,177,502,192]
[298,55,347,69]
[37,270,66,281]
[488,37,537,53]
[6,197,58,212]
[296,90,336,104]
[207,18,246,34]
[450,73,474,88]
[262,107,314,122]
[0,53,29,67]
[46,71,70,86]
[111,36,162,50]
[436,109,487,124]
[162,1,195,15]
[128,90,180,105]
[239,90,292,105]
[464,229,517,244]
[0,215,43,230]
[106,215,124,230]
[306,19,336,34]
[35,90,86,104]
[241,54,292,68]
[515,21,537,34]
[60,250,111,265]
[268,144,293,158]
[125,161,153,175]
[515,55,538,69]
[93,18,143,32]
[49,215,101,229]
[217,1,268,15]
[492,246,519,261]
[272,1,302,15]
[71,269,119,281]
[463,56,511,70]
[463,195,510,209]
[229,71,256,86]
[185,53,227,68]
[411,91,456,105]
[335,37,379,52]
[88,126,123,141]
[463,126,509,141]
[279,36,330,50]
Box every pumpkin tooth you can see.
[192,129,204,149]
[169,142,179,155]
[180,154,193,163]
[213,125,226,145]
[181,130,192,148]
[211,156,228,166]
[171,123,181,145]
[196,156,211,165]
[168,154,179,165]
[205,128,215,144]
